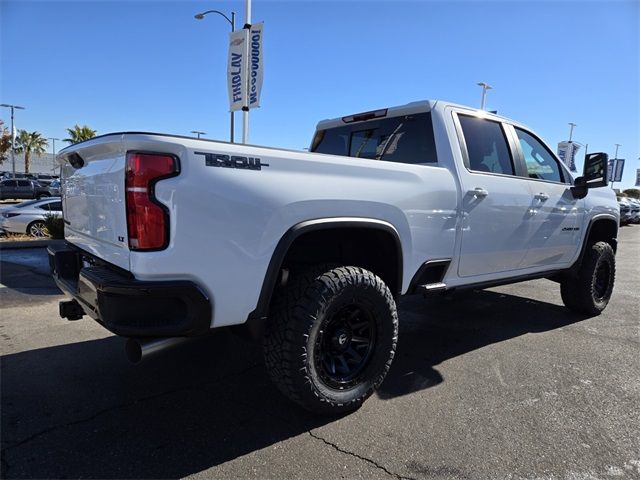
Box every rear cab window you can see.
[311,112,438,165]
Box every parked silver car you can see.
[0,197,62,237]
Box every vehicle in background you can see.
[0,179,51,200]
[617,197,633,225]
[0,172,27,180]
[34,173,58,186]
[626,198,640,223]
[0,197,62,237]
[47,179,61,196]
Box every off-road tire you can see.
[561,241,615,315]
[264,265,398,415]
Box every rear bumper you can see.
[48,243,212,337]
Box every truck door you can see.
[453,112,533,277]
[510,126,583,267]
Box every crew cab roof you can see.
[314,99,521,131]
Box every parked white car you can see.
[1,197,62,237]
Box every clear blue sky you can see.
[1,0,638,188]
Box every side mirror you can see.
[571,152,609,199]
[583,152,609,187]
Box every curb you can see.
[0,239,65,250]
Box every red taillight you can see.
[125,152,178,251]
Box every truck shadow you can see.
[379,289,589,398]
[1,288,589,479]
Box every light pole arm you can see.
[195,10,234,29]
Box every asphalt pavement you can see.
[1,227,639,479]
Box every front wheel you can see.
[561,241,615,315]
[27,220,48,237]
[264,265,398,415]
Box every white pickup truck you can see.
[50,100,619,414]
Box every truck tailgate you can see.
[60,136,130,270]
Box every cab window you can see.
[458,115,514,175]
[515,128,564,183]
[312,112,438,165]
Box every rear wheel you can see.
[27,220,47,237]
[561,241,615,315]
[36,193,50,200]
[264,265,398,415]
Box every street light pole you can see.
[191,130,207,139]
[568,122,577,142]
[477,82,492,110]
[242,0,252,144]
[0,103,26,177]
[194,9,236,143]
[48,137,61,173]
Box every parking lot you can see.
[1,227,639,479]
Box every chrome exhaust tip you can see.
[125,337,189,364]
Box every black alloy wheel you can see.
[315,304,376,389]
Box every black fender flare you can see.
[569,214,618,274]
[247,217,404,324]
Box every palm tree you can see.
[64,124,97,144]
[0,120,11,165]
[14,130,48,174]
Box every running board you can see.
[418,282,447,294]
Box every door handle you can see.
[471,187,489,198]
[534,192,549,201]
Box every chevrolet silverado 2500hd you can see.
[49,100,618,414]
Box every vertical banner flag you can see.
[613,159,625,182]
[607,159,616,182]
[227,29,248,112]
[636,168,640,187]
[557,142,569,166]
[248,22,264,109]
[557,141,579,172]
[568,142,579,172]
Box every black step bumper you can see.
[48,243,212,337]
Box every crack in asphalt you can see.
[0,362,263,457]
[308,430,417,480]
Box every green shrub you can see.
[44,214,64,239]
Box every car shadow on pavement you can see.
[1,288,590,479]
